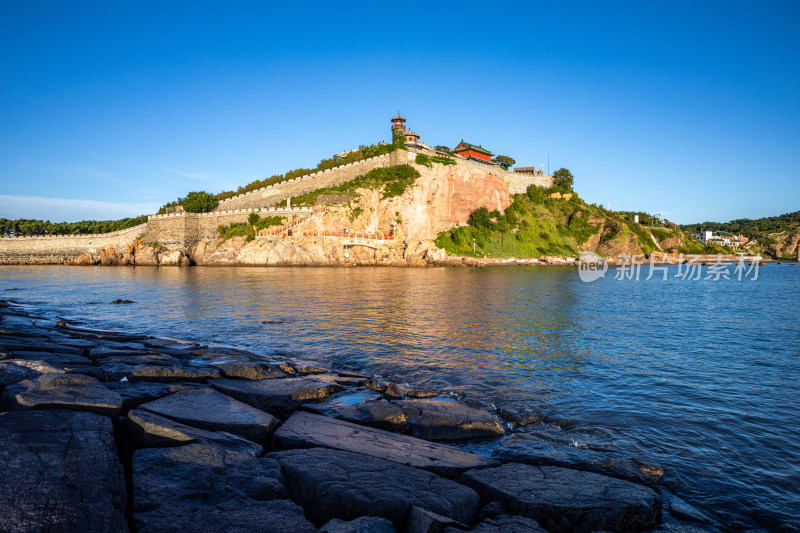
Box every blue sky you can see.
[1,1,798,224]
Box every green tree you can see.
[434,145,451,153]
[553,168,574,190]
[179,191,218,213]
[247,213,259,226]
[493,155,516,170]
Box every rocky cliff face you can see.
[761,232,800,259]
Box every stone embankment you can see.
[0,300,721,532]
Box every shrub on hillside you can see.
[179,191,218,213]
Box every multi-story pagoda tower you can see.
[391,112,407,138]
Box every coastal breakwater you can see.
[0,149,553,265]
[0,300,721,532]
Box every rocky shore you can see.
[0,300,720,532]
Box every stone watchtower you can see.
[391,112,407,138]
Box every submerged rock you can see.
[272,411,498,478]
[460,463,662,532]
[271,447,481,528]
[133,442,314,532]
[0,410,128,532]
[1,373,123,416]
[393,399,505,441]
[137,387,279,443]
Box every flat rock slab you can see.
[101,352,181,367]
[125,408,262,454]
[128,364,221,383]
[0,410,128,532]
[271,447,481,528]
[272,411,498,478]
[138,387,279,443]
[2,350,93,366]
[213,376,336,416]
[492,434,665,486]
[0,360,40,392]
[460,463,662,533]
[104,381,199,413]
[216,361,292,380]
[133,442,314,532]
[321,516,396,532]
[1,373,123,416]
[393,399,505,441]
[304,398,409,432]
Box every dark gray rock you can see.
[1,373,123,416]
[406,505,466,532]
[65,365,106,380]
[138,387,279,443]
[0,410,127,532]
[101,352,181,367]
[133,442,314,532]
[445,514,547,532]
[496,404,543,426]
[304,398,409,432]
[0,338,85,355]
[0,360,40,394]
[271,447,481,528]
[217,361,291,380]
[393,399,505,441]
[125,408,262,454]
[103,380,199,413]
[321,516,397,533]
[405,389,440,399]
[384,382,407,400]
[492,433,665,486]
[365,378,387,393]
[2,350,93,366]
[129,364,221,383]
[98,360,137,381]
[213,376,336,416]
[460,463,662,533]
[272,411,498,478]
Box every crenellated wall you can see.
[0,224,147,265]
[214,152,402,211]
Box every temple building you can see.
[453,141,494,163]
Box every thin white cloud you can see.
[167,168,213,182]
[0,195,158,222]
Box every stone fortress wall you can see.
[0,224,147,265]
[0,148,553,264]
[144,207,312,248]
[214,152,400,211]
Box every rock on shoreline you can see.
[0,299,716,532]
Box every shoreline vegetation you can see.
[0,300,721,532]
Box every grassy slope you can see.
[434,186,728,258]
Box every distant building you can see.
[513,165,547,176]
[453,141,494,163]
[699,230,746,248]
